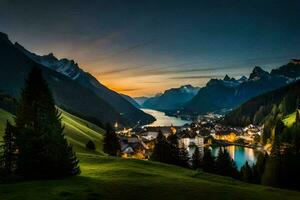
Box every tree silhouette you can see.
[103,123,120,156]
[15,66,80,178]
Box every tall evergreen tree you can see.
[252,152,268,184]
[103,123,120,156]
[240,161,253,183]
[262,122,282,187]
[172,145,189,168]
[151,130,168,162]
[0,121,16,174]
[15,66,79,178]
[192,146,202,169]
[215,147,238,178]
[202,147,215,173]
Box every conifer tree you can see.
[192,146,202,169]
[215,147,238,178]
[240,161,253,183]
[15,66,79,178]
[151,130,167,162]
[202,147,215,173]
[252,152,268,184]
[0,121,16,174]
[103,123,120,156]
[172,145,189,168]
[262,122,281,187]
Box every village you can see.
[116,113,263,159]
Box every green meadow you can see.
[0,108,299,200]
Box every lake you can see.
[141,109,258,169]
[141,108,192,127]
[211,145,259,169]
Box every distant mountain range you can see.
[0,32,154,127]
[142,85,200,111]
[183,62,300,115]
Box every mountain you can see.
[224,80,300,126]
[134,96,149,106]
[143,85,200,111]
[0,32,154,127]
[120,93,140,108]
[13,34,154,126]
[183,64,297,115]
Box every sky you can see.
[0,0,299,97]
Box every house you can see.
[119,135,149,159]
[176,130,204,157]
[215,131,237,142]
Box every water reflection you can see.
[211,145,259,169]
[141,108,191,127]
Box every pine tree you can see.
[0,121,16,174]
[103,123,120,156]
[172,145,189,168]
[192,146,202,169]
[202,147,215,173]
[240,161,253,183]
[151,130,168,162]
[15,66,79,178]
[262,124,281,187]
[215,147,238,178]
[252,152,268,184]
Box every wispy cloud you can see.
[170,75,224,79]
[96,40,154,61]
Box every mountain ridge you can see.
[12,34,154,126]
[143,84,200,111]
[0,32,155,127]
[183,63,299,115]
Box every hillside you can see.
[283,110,299,127]
[224,80,300,126]
[1,109,299,199]
[0,32,154,127]
[0,154,299,200]
[0,108,105,154]
[15,39,154,126]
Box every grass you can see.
[0,108,300,199]
[0,154,299,200]
[283,109,299,127]
[0,109,14,136]
[0,108,105,154]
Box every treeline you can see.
[0,67,80,178]
[150,131,189,168]
[224,80,300,127]
[151,132,240,179]
[241,114,300,190]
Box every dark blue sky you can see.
[0,0,299,96]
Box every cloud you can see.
[96,40,154,61]
[170,75,224,79]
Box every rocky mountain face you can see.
[183,63,298,115]
[143,85,200,111]
[0,32,154,127]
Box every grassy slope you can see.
[0,109,14,136]
[0,108,105,154]
[283,109,299,127]
[0,155,299,200]
[0,108,299,200]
